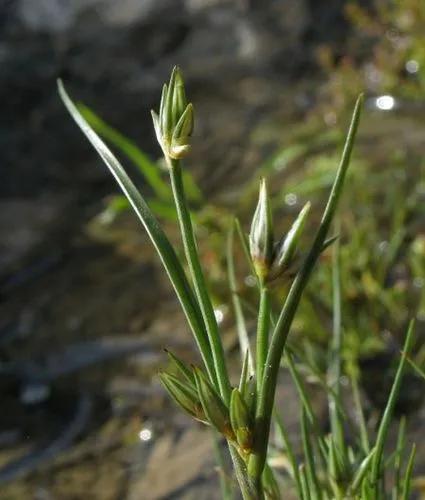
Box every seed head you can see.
[159,372,207,423]
[151,66,194,161]
[230,388,254,454]
[269,201,311,280]
[249,178,274,280]
[193,367,235,440]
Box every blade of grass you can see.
[401,444,416,500]
[369,320,416,493]
[393,416,406,500]
[328,223,348,470]
[299,464,311,500]
[285,352,328,467]
[301,408,322,500]
[406,356,425,380]
[58,80,217,385]
[348,447,376,495]
[248,94,363,481]
[350,370,370,454]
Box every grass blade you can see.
[370,320,416,492]
[57,80,217,385]
[393,416,406,499]
[248,94,363,481]
[401,444,416,500]
[301,408,322,500]
[348,447,376,495]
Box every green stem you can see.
[328,226,347,468]
[248,95,363,482]
[370,320,416,494]
[58,81,216,383]
[168,158,231,401]
[351,371,370,455]
[256,284,270,392]
[229,444,263,500]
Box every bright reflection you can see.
[375,95,395,111]
[284,193,297,206]
[413,277,424,289]
[139,428,152,442]
[214,307,224,324]
[244,275,256,287]
[405,59,419,74]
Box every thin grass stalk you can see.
[256,284,270,392]
[400,444,416,500]
[348,447,376,495]
[168,158,231,400]
[299,464,311,500]
[392,416,406,500]
[229,445,263,500]
[248,95,363,482]
[369,320,416,494]
[301,408,322,500]
[285,352,328,468]
[328,225,348,469]
[350,371,370,454]
[227,222,254,374]
[57,81,217,384]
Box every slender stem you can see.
[248,95,363,482]
[401,444,416,500]
[168,158,231,401]
[256,284,270,392]
[351,371,370,454]
[393,416,406,500]
[285,353,328,468]
[228,444,263,499]
[58,81,217,383]
[301,408,322,500]
[370,320,415,494]
[328,226,347,468]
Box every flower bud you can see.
[164,349,195,386]
[151,66,194,161]
[230,388,253,454]
[270,201,311,280]
[243,375,257,418]
[193,367,235,440]
[159,372,207,423]
[249,179,273,280]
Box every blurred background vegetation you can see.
[0,0,424,498]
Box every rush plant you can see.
[58,67,418,499]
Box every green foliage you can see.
[59,67,421,500]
